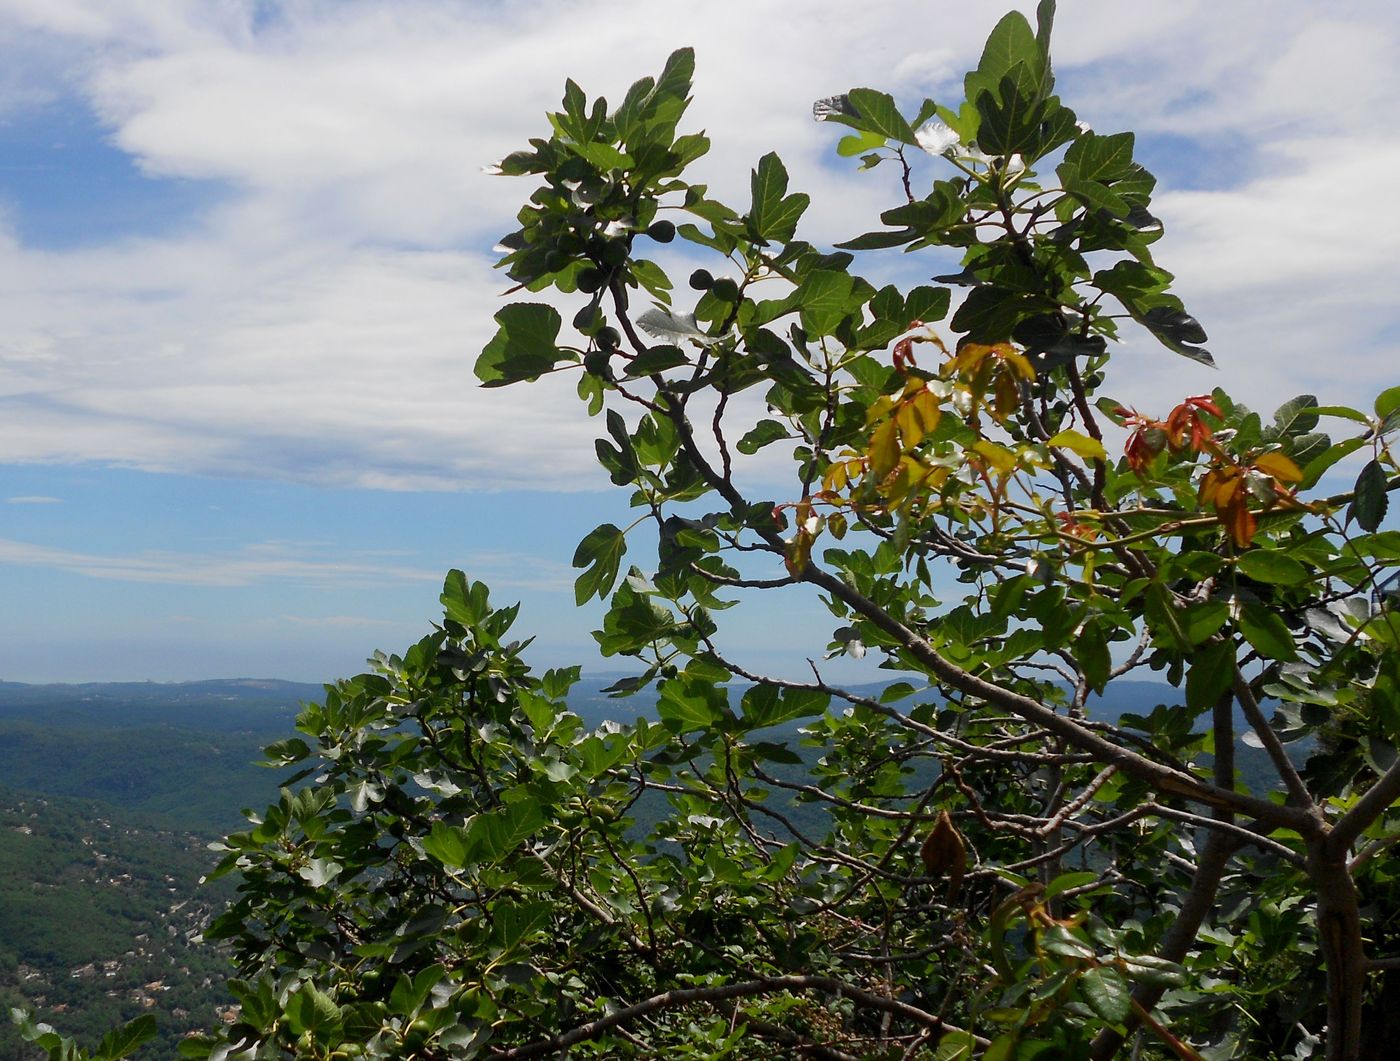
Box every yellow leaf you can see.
[1046,429,1108,461]
[906,459,951,500]
[1253,451,1303,483]
[972,440,1018,475]
[991,372,1020,423]
[909,390,942,431]
[868,419,901,479]
[1001,349,1037,381]
[865,394,897,425]
[895,403,925,449]
[823,461,849,492]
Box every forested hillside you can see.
[0,680,313,831]
[0,681,309,1059]
[0,788,235,1060]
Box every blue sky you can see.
[0,0,1397,683]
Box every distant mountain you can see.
[0,678,323,733]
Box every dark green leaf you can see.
[749,152,809,242]
[797,270,857,336]
[1186,639,1235,711]
[95,1015,158,1061]
[737,419,791,455]
[1237,603,1298,661]
[1076,620,1110,694]
[491,900,553,952]
[1041,924,1095,959]
[1302,437,1365,488]
[1081,966,1131,1024]
[966,11,1044,105]
[624,345,689,376]
[904,286,951,323]
[573,523,627,605]
[1063,131,1135,183]
[422,821,470,868]
[1357,530,1400,561]
[846,88,917,143]
[1173,600,1227,646]
[465,799,544,863]
[389,965,445,1018]
[441,569,490,626]
[835,227,918,251]
[287,983,342,1038]
[653,47,695,105]
[475,303,568,386]
[952,286,1036,341]
[1121,954,1185,986]
[1138,306,1212,365]
[657,677,726,732]
[741,685,829,729]
[1272,394,1320,437]
[974,67,1044,156]
[1349,459,1389,532]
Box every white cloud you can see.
[0,535,444,586]
[0,532,576,592]
[0,0,1394,490]
[5,494,62,503]
[268,614,400,628]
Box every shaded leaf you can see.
[1237,602,1298,661]
[95,1015,158,1061]
[1349,459,1389,532]
[1236,551,1308,586]
[1081,966,1131,1024]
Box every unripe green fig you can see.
[711,278,740,302]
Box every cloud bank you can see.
[0,0,1394,491]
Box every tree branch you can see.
[488,975,980,1059]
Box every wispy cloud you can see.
[268,614,400,629]
[5,494,62,503]
[0,0,1393,489]
[0,533,574,592]
[0,536,443,586]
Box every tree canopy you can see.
[18,3,1400,1059]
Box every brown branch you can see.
[797,562,1310,831]
[488,975,979,1059]
[1233,666,1316,816]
